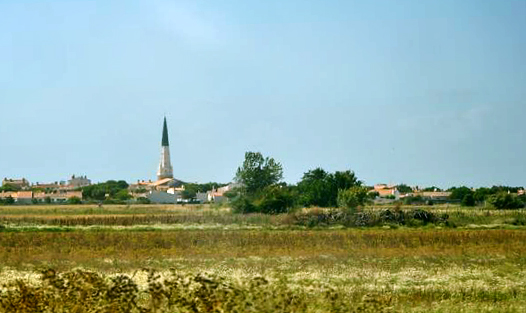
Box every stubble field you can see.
[1,204,526,312]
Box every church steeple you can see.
[161,117,169,147]
[157,117,174,180]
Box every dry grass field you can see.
[1,204,526,312]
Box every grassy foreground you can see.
[1,205,526,312]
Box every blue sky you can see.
[1,0,525,188]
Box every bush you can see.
[232,186,295,215]
[290,208,447,228]
[0,268,363,313]
[403,195,424,205]
[102,199,126,205]
[136,197,151,204]
[255,186,294,214]
[231,195,258,214]
[4,196,14,205]
[67,196,82,205]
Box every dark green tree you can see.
[181,188,197,200]
[333,170,361,191]
[298,168,362,207]
[297,168,334,207]
[4,196,15,205]
[449,186,474,201]
[0,184,20,192]
[82,180,130,200]
[461,193,476,207]
[255,185,295,214]
[474,187,490,203]
[422,186,443,192]
[488,192,524,210]
[396,184,413,194]
[235,152,283,194]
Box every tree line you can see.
[229,151,525,214]
[229,151,369,214]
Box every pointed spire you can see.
[161,117,169,146]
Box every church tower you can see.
[157,117,174,180]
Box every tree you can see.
[422,186,442,192]
[82,180,129,201]
[255,185,295,214]
[474,187,490,204]
[488,192,524,210]
[298,168,362,207]
[0,184,20,192]
[396,184,413,194]
[333,170,361,191]
[223,190,239,199]
[337,186,369,212]
[461,193,475,207]
[195,182,227,193]
[114,189,132,201]
[368,191,380,199]
[235,152,283,194]
[297,168,334,207]
[231,195,257,214]
[449,186,473,201]
[181,188,197,200]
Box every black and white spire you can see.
[157,117,173,180]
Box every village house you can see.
[204,183,241,203]
[33,191,83,203]
[0,190,83,203]
[419,191,452,201]
[370,184,400,200]
[68,175,91,188]
[2,178,30,190]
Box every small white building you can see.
[147,191,176,204]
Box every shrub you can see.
[102,199,126,205]
[67,196,82,205]
[232,186,295,215]
[136,197,151,204]
[231,195,258,214]
[255,186,294,214]
[291,208,447,228]
[4,196,14,205]
[403,195,424,205]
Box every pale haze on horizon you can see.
[0,0,525,188]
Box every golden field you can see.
[0,204,525,312]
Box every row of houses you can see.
[0,190,83,204]
[370,184,452,202]
[2,175,91,191]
